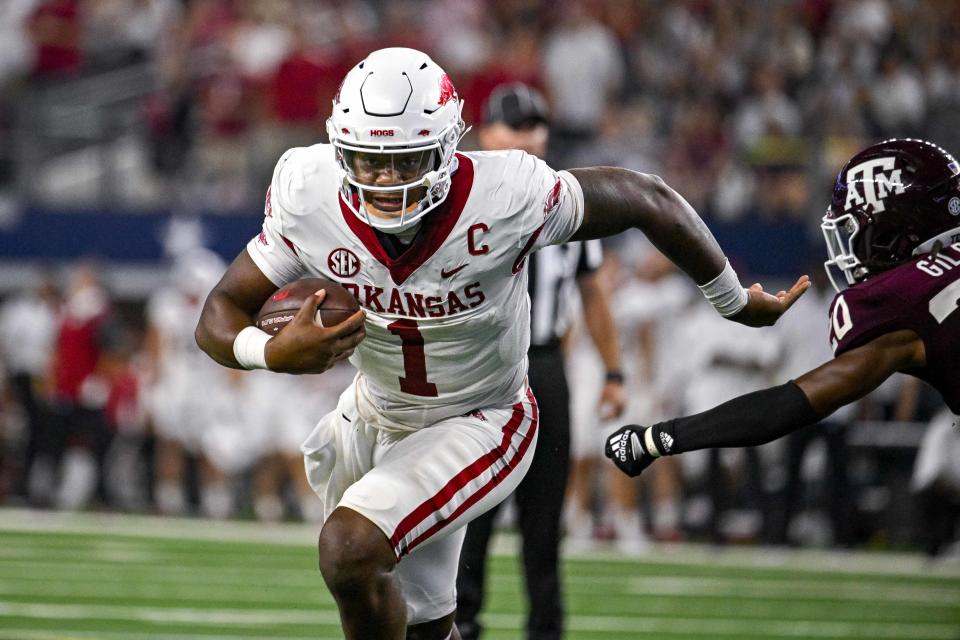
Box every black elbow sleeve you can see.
[653,381,819,454]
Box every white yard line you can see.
[4,506,960,579]
[3,570,957,608]
[0,602,957,639]
[0,508,318,546]
[621,575,960,604]
[1,631,339,640]
[0,602,334,626]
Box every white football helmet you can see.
[327,48,466,233]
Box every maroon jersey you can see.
[828,242,960,414]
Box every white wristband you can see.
[643,428,662,458]
[233,326,271,370]
[698,260,748,318]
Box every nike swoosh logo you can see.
[440,263,469,278]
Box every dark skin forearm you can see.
[195,250,367,374]
[195,251,279,368]
[568,167,726,286]
[627,330,929,461]
[567,167,810,327]
[795,329,926,418]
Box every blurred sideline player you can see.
[912,407,960,556]
[606,140,960,516]
[565,248,690,555]
[770,269,856,547]
[252,362,356,522]
[195,48,807,640]
[0,270,60,503]
[454,83,625,640]
[667,286,783,542]
[143,248,226,515]
[45,260,113,510]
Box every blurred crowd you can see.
[1,240,957,557]
[0,249,356,523]
[1,0,959,555]
[2,0,960,219]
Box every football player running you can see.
[195,48,807,640]
[606,139,960,487]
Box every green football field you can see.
[0,509,958,640]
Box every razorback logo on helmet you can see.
[543,178,562,219]
[370,129,394,137]
[844,157,906,213]
[264,186,273,218]
[418,129,431,136]
[438,74,457,106]
[328,247,361,278]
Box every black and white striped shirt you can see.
[528,240,603,347]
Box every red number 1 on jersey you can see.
[387,319,438,397]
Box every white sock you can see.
[55,448,97,510]
[611,508,646,541]
[611,508,649,555]
[564,503,593,539]
[201,485,233,519]
[653,499,681,534]
[254,495,284,522]
[156,482,186,515]
[299,496,325,523]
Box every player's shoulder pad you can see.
[465,149,547,186]
[464,149,558,219]
[271,144,338,217]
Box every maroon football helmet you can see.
[822,138,960,290]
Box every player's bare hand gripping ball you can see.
[265,290,365,374]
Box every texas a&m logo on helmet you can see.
[842,157,905,213]
[821,139,960,290]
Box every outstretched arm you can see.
[569,168,725,282]
[195,250,365,373]
[567,167,809,326]
[606,329,926,477]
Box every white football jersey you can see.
[247,144,584,430]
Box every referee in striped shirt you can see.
[456,83,626,640]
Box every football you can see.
[255,277,360,335]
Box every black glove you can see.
[605,425,657,477]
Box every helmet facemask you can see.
[821,209,868,291]
[331,121,463,233]
[823,203,937,291]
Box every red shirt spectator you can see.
[50,280,110,404]
[269,46,346,126]
[29,0,82,77]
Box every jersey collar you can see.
[339,153,474,285]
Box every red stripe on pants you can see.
[391,389,540,557]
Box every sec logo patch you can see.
[328,248,360,277]
[948,196,960,216]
